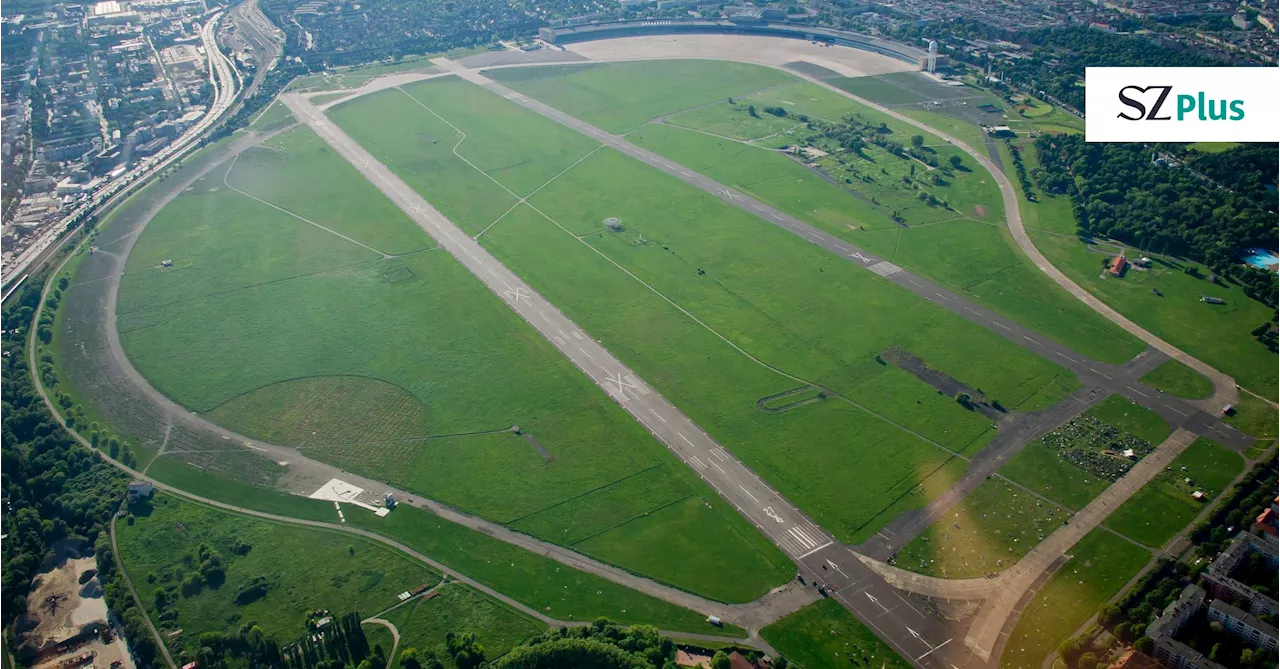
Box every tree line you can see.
[1033,134,1278,310]
[0,269,154,664]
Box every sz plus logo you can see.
[1115,85,1244,122]
[1086,67,1279,142]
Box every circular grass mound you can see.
[204,375,428,480]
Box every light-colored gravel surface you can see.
[564,34,915,77]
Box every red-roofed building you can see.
[1109,255,1128,277]
[1255,503,1278,537]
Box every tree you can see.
[1057,637,1084,664]
[911,134,924,148]
[1134,637,1154,654]
[400,647,424,669]
[710,651,731,669]
[1077,651,1098,669]
[949,154,963,169]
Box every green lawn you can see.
[1103,438,1244,548]
[380,585,544,668]
[1001,395,1171,510]
[761,598,911,669]
[116,124,790,602]
[486,60,794,133]
[331,73,1080,544]
[625,94,1142,366]
[247,100,294,130]
[1024,192,1277,400]
[1223,392,1279,439]
[1139,359,1215,400]
[116,494,438,650]
[346,505,744,636]
[895,479,1071,578]
[999,529,1151,669]
[133,459,747,638]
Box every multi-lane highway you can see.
[281,91,984,667]
[2,11,240,290]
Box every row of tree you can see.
[1033,135,1278,309]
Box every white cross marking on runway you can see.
[502,284,531,304]
[605,370,637,398]
[851,251,874,265]
[411,203,427,215]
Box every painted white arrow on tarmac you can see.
[865,592,890,613]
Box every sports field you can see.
[329,73,1081,543]
[1000,395,1171,511]
[116,493,438,647]
[999,529,1151,669]
[114,125,791,602]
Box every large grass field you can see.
[1000,395,1172,511]
[1102,438,1244,548]
[116,494,438,649]
[329,73,1085,543]
[760,598,912,669]
[133,459,745,637]
[485,60,795,133]
[895,479,1071,579]
[116,125,791,602]
[501,60,1143,366]
[999,529,1150,669]
[377,585,544,668]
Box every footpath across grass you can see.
[378,584,544,668]
[113,121,790,601]
[1103,438,1244,548]
[347,505,746,636]
[761,598,911,669]
[331,74,1081,545]
[999,529,1151,669]
[1139,359,1214,400]
[116,493,438,649]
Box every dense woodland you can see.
[0,272,159,664]
[892,23,1233,110]
[1033,135,1278,310]
[485,620,780,669]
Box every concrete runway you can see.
[280,61,1254,668]
[281,91,991,668]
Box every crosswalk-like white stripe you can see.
[788,527,817,549]
[868,261,902,277]
[690,456,707,470]
[792,525,821,548]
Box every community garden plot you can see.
[112,125,790,602]
[327,75,1091,544]
[999,395,1171,511]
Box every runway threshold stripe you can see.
[796,541,834,559]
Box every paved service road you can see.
[434,60,1251,456]
[282,91,986,668]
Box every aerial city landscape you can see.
[0,0,1276,668]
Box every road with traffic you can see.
[2,11,239,291]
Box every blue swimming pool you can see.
[1243,248,1279,270]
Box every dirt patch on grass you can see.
[973,204,988,218]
